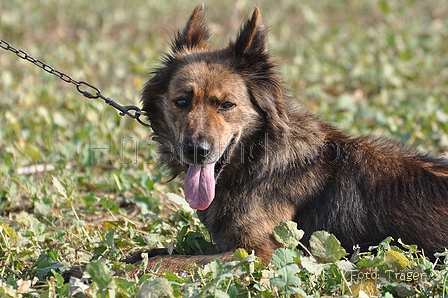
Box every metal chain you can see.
[0,39,150,127]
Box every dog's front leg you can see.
[121,247,170,264]
[125,251,234,276]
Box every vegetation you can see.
[1,0,447,296]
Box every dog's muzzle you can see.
[182,139,211,164]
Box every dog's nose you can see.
[183,139,211,162]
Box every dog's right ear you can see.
[232,7,268,58]
[172,3,211,52]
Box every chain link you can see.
[0,39,150,127]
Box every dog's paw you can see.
[62,265,86,283]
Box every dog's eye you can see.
[219,101,236,111]
[174,98,188,108]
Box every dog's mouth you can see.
[183,139,234,210]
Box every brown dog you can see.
[137,4,448,272]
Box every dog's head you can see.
[142,4,289,209]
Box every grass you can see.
[1,0,448,296]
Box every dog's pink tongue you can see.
[184,163,216,210]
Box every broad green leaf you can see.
[233,248,249,261]
[114,277,135,296]
[272,221,304,247]
[300,256,326,275]
[31,254,63,280]
[137,278,173,298]
[270,263,304,294]
[309,231,348,263]
[203,259,224,278]
[384,250,411,270]
[228,285,238,298]
[270,248,300,268]
[86,259,113,290]
[176,229,217,255]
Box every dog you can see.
[135,4,448,272]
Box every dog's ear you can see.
[232,7,268,58]
[230,7,290,134]
[172,3,211,52]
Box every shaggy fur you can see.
[137,4,448,271]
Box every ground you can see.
[1,0,448,296]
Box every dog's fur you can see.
[138,4,448,271]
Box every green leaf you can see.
[228,285,238,298]
[203,259,225,279]
[0,223,18,243]
[115,277,135,296]
[34,200,52,216]
[163,271,188,283]
[373,237,393,252]
[214,289,230,298]
[137,278,173,297]
[86,259,113,290]
[397,238,419,255]
[166,192,192,212]
[28,217,45,239]
[51,270,65,285]
[356,255,385,268]
[176,228,217,255]
[379,0,390,14]
[309,231,348,263]
[105,229,115,249]
[23,145,42,160]
[272,221,304,247]
[270,263,303,294]
[384,250,411,270]
[271,247,300,268]
[233,248,249,261]
[31,254,63,280]
[52,176,67,199]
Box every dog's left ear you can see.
[232,7,268,59]
[172,3,211,52]
[231,7,290,134]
